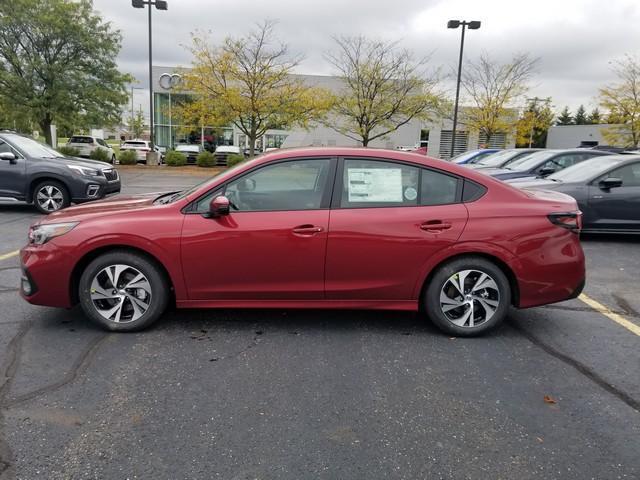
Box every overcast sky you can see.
[93,0,640,120]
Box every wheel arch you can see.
[69,244,176,306]
[417,251,521,309]
[28,175,72,202]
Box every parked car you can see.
[120,140,163,163]
[0,132,120,214]
[466,148,541,170]
[451,149,500,165]
[513,155,640,234]
[175,144,203,164]
[66,135,116,164]
[214,145,243,166]
[20,147,585,336]
[478,149,614,181]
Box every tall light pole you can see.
[132,0,168,153]
[447,19,480,159]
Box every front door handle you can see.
[420,220,452,232]
[292,224,325,236]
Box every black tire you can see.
[32,179,70,214]
[424,256,511,337]
[78,250,169,332]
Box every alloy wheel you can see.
[36,185,64,212]
[439,269,501,328]
[89,264,152,324]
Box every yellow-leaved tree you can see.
[180,21,332,157]
[599,55,640,148]
[460,53,538,146]
[324,36,445,147]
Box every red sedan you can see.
[20,148,585,336]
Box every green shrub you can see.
[58,145,79,157]
[165,150,187,167]
[196,150,215,167]
[89,147,111,162]
[226,153,245,167]
[118,150,138,165]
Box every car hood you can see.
[40,193,163,224]
[49,156,113,170]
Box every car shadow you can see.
[580,233,640,244]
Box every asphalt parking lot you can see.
[0,168,639,479]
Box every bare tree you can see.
[460,53,538,145]
[325,36,444,147]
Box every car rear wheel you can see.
[33,180,70,214]
[425,256,511,337]
[78,251,169,332]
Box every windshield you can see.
[5,134,64,158]
[451,150,482,164]
[155,157,252,204]
[548,156,626,182]
[505,151,558,171]
[477,150,519,167]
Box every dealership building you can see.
[152,65,515,159]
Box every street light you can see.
[447,19,480,159]
[132,0,168,158]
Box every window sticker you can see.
[347,168,403,202]
[404,187,417,201]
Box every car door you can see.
[0,140,27,199]
[181,157,336,300]
[325,157,468,301]
[587,161,640,231]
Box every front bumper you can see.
[20,243,74,308]
[70,171,121,203]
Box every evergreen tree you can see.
[587,108,602,124]
[574,105,588,125]
[556,107,573,125]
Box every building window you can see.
[439,130,468,159]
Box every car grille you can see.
[103,169,119,181]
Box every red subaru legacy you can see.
[20,148,585,336]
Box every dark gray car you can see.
[513,154,640,234]
[0,132,121,214]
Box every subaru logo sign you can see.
[159,73,182,90]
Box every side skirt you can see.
[176,299,418,311]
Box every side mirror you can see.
[206,195,230,218]
[599,177,623,190]
[0,152,16,164]
[538,166,556,177]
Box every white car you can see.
[214,145,243,166]
[66,135,116,164]
[120,140,163,163]
[175,144,203,164]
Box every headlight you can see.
[28,222,79,245]
[67,165,102,176]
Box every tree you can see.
[324,36,444,147]
[459,53,538,145]
[587,108,602,124]
[0,0,132,145]
[515,97,554,148]
[599,55,640,148]
[182,21,331,158]
[127,109,145,139]
[574,104,587,125]
[556,107,573,125]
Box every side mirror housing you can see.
[0,152,16,164]
[206,195,230,218]
[599,177,623,190]
[538,166,556,177]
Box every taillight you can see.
[548,211,582,233]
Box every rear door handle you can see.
[292,224,325,235]
[420,220,452,232]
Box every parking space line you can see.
[0,250,19,261]
[579,293,640,337]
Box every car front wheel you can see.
[33,180,70,214]
[425,256,511,337]
[78,251,169,332]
